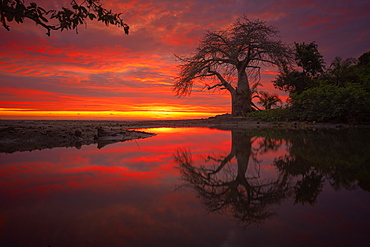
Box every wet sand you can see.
[0,116,355,153]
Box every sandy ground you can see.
[0,116,355,153]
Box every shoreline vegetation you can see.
[1,115,369,153]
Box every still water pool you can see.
[1,127,370,247]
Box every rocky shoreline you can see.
[0,120,156,153]
[0,116,363,153]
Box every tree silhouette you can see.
[174,16,292,116]
[175,130,291,225]
[273,42,324,95]
[294,41,325,77]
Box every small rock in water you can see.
[97,128,110,137]
[74,129,82,137]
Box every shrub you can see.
[289,84,370,123]
[247,108,292,122]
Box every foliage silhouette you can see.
[273,42,323,94]
[256,91,282,110]
[0,0,129,35]
[270,46,370,123]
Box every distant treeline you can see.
[250,42,370,124]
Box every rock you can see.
[0,127,16,133]
[74,129,82,137]
[97,128,111,137]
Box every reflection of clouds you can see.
[0,128,240,246]
[221,229,241,247]
[1,127,369,246]
[1,141,153,203]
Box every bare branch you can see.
[207,84,223,90]
[208,70,235,93]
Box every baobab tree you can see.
[174,16,292,116]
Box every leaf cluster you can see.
[289,84,370,123]
[0,0,129,35]
[255,91,282,110]
[273,63,318,94]
[294,41,325,77]
[273,42,323,94]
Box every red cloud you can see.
[1,0,369,119]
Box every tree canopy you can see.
[273,42,324,94]
[174,16,292,116]
[252,45,370,123]
[0,0,129,36]
[294,41,325,77]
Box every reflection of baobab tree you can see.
[175,130,291,225]
[176,128,370,226]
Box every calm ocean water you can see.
[1,127,369,247]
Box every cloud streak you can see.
[1,0,369,119]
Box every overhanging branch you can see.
[208,70,235,93]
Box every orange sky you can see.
[1,0,369,120]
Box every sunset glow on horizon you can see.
[1,0,369,120]
[0,109,224,120]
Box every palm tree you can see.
[257,91,282,110]
[327,56,358,86]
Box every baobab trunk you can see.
[231,70,254,116]
[231,91,253,116]
[231,130,252,177]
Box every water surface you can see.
[1,127,369,246]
